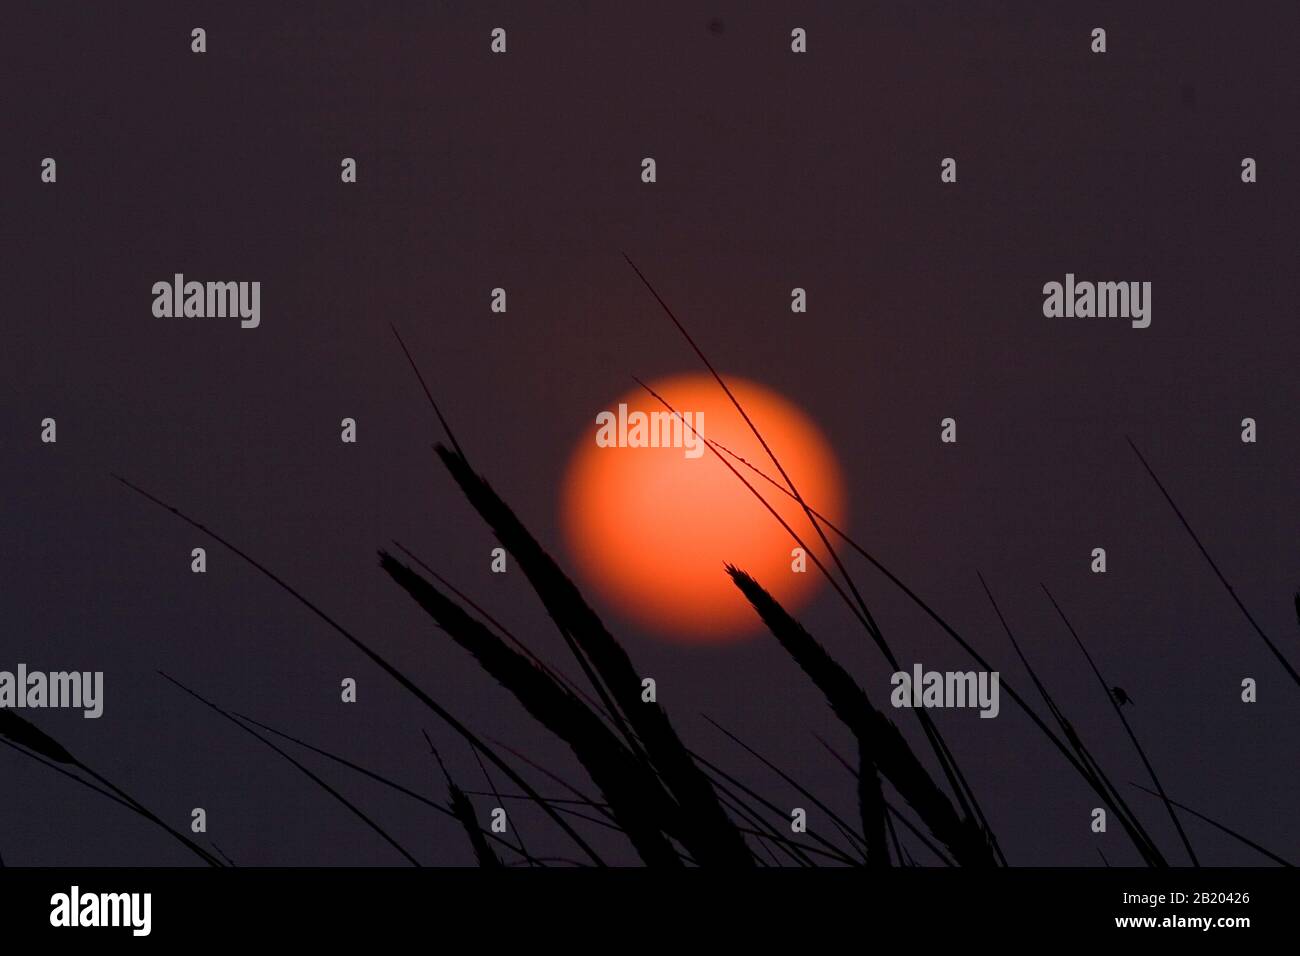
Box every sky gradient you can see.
[3,1,1298,866]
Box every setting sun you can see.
[561,373,847,643]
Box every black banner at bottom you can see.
[0,867,1284,942]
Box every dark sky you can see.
[2,1,1297,866]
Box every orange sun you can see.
[561,373,847,643]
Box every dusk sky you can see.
[3,1,1297,867]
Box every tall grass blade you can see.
[856,742,891,867]
[624,255,995,848]
[708,439,1171,863]
[162,672,421,866]
[113,472,606,866]
[1042,585,1196,865]
[1130,783,1293,867]
[426,740,502,867]
[1126,436,1300,688]
[432,446,752,866]
[0,709,76,764]
[381,552,685,866]
[703,715,869,858]
[976,573,1166,866]
[727,564,994,866]
[236,715,544,864]
[1,711,221,866]
[634,378,996,858]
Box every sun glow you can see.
[561,373,846,643]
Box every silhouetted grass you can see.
[466,742,530,863]
[0,707,221,866]
[113,472,607,867]
[446,779,502,867]
[0,709,76,764]
[726,565,995,866]
[1127,436,1300,689]
[977,573,1167,866]
[815,734,957,866]
[699,430,1173,865]
[1129,783,1293,867]
[703,715,869,861]
[236,714,547,865]
[856,741,890,868]
[98,422,1285,867]
[393,540,618,727]
[54,303,1285,870]
[161,671,422,866]
[1042,585,1197,865]
[210,843,236,867]
[429,444,752,867]
[426,738,502,868]
[380,550,686,866]
[487,738,621,830]
[625,254,999,858]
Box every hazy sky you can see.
[3,1,1298,866]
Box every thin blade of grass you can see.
[707,783,805,867]
[426,739,502,868]
[432,445,751,866]
[1126,436,1300,688]
[0,738,151,824]
[0,709,77,764]
[162,672,421,866]
[727,565,995,866]
[235,715,544,864]
[113,472,605,866]
[856,741,891,867]
[976,573,1165,866]
[210,843,236,867]
[382,552,684,866]
[390,329,648,765]
[461,791,625,835]
[624,255,994,849]
[634,379,996,859]
[488,737,620,827]
[884,800,905,866]
[467,742,526,864]
[1129,783,1293,867]
[814,733,957,867]
[1,712,221,866]
[1043,584,1195,866]
[710,438,1170,864]
[393,540,620,729]
[391,323,466,460]
[687,753,823,866]
[703,714,869,860]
